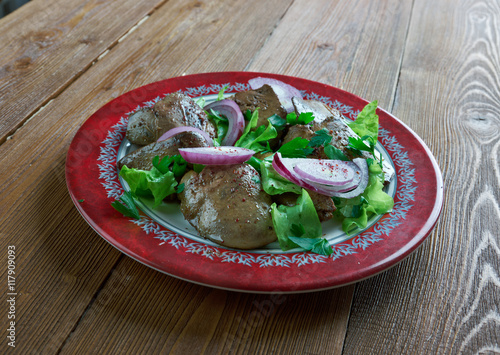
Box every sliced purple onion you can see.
[304,158,369,198]
[178,146,255,165]
[272,154,369,198]
[248,77,303,113]
[204,99,245,146]
[272,153,302,186]
[293,160,355,186]
[157,126,213,146]
[272,154,320,191]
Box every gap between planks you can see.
[388,0,416,113]
[1,12,153,146]
[340,0,417,351]
[55,254,126,355]
[243,0,295,72]
[49,2,305,352]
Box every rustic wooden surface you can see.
[0,0,498,353]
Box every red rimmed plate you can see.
[66,72,443,293]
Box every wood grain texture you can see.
[0,0,298,352]
[50,0,413,353]
[0,0,166,145]
[3,0,497,353]
[343,0,500,353]
[58,257,355,354]
[246,0,413,110]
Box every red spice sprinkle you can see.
[242,198,246,202]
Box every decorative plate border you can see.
[96,84,415,267]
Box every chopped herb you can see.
[267,114,287,131]
[287,223,333,256]
[172,155,187,179]
[347,135,382,169]
[152,154,187,178]
[217,85,229,101]
[308,128,332,148]
[176,183,185,194]
[247,156,262,174]
[193,164,205,173]
[278,137,314,158]
[111,191,140,220]
[288,236,333,256]
[234,109,278,153]
[348,135,375,152]
[286,111,315,125]
[251,175,261,185]
[152,155,173,174]
[324,145,349,161]
[78,199,85,203]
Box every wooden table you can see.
[1,0,498,353]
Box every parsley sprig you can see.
[347,135,383,169]
[152,154,187,179]
[288,223,333,256]
[111,191,140,220]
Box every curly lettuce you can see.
[347,100,379,141]
[334,156,394,234]
[270,189,328,253]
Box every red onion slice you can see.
[272,154,320,191]
[305,159,369,198]
[272,153,303,186]
[272,154,369,198]
[157,126,213,146]
[293,160,355,186]
[204,99,245,146]
[178,146,255,165]
[248,77,303,113]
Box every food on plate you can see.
[125,92,217,146]
[118,130,211,171]
[178,164,276,249]
[113,77,395,254]
[231,84,287,126]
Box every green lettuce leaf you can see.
[260,159,301,195]
[270,189,323,251]
[234,109,278,153]
[119,165,178,208]
[278,137,314,158]
[206,109,229,146]
[347,100,379,141]
[286,111,315,125]
[335,162,394,234]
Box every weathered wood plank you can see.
[246,0,413,110]
[59,257,355,354]
[343,0,500,353]
[52,0,413,354]
[0,0,414,353]
[0,0,166,145]
[0,0,295,352]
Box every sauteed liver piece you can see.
[125,92,216,146]
[231,84,287,127]
[178,164,277,249]
[117,131,210,171]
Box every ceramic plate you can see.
[66,72,443,293]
